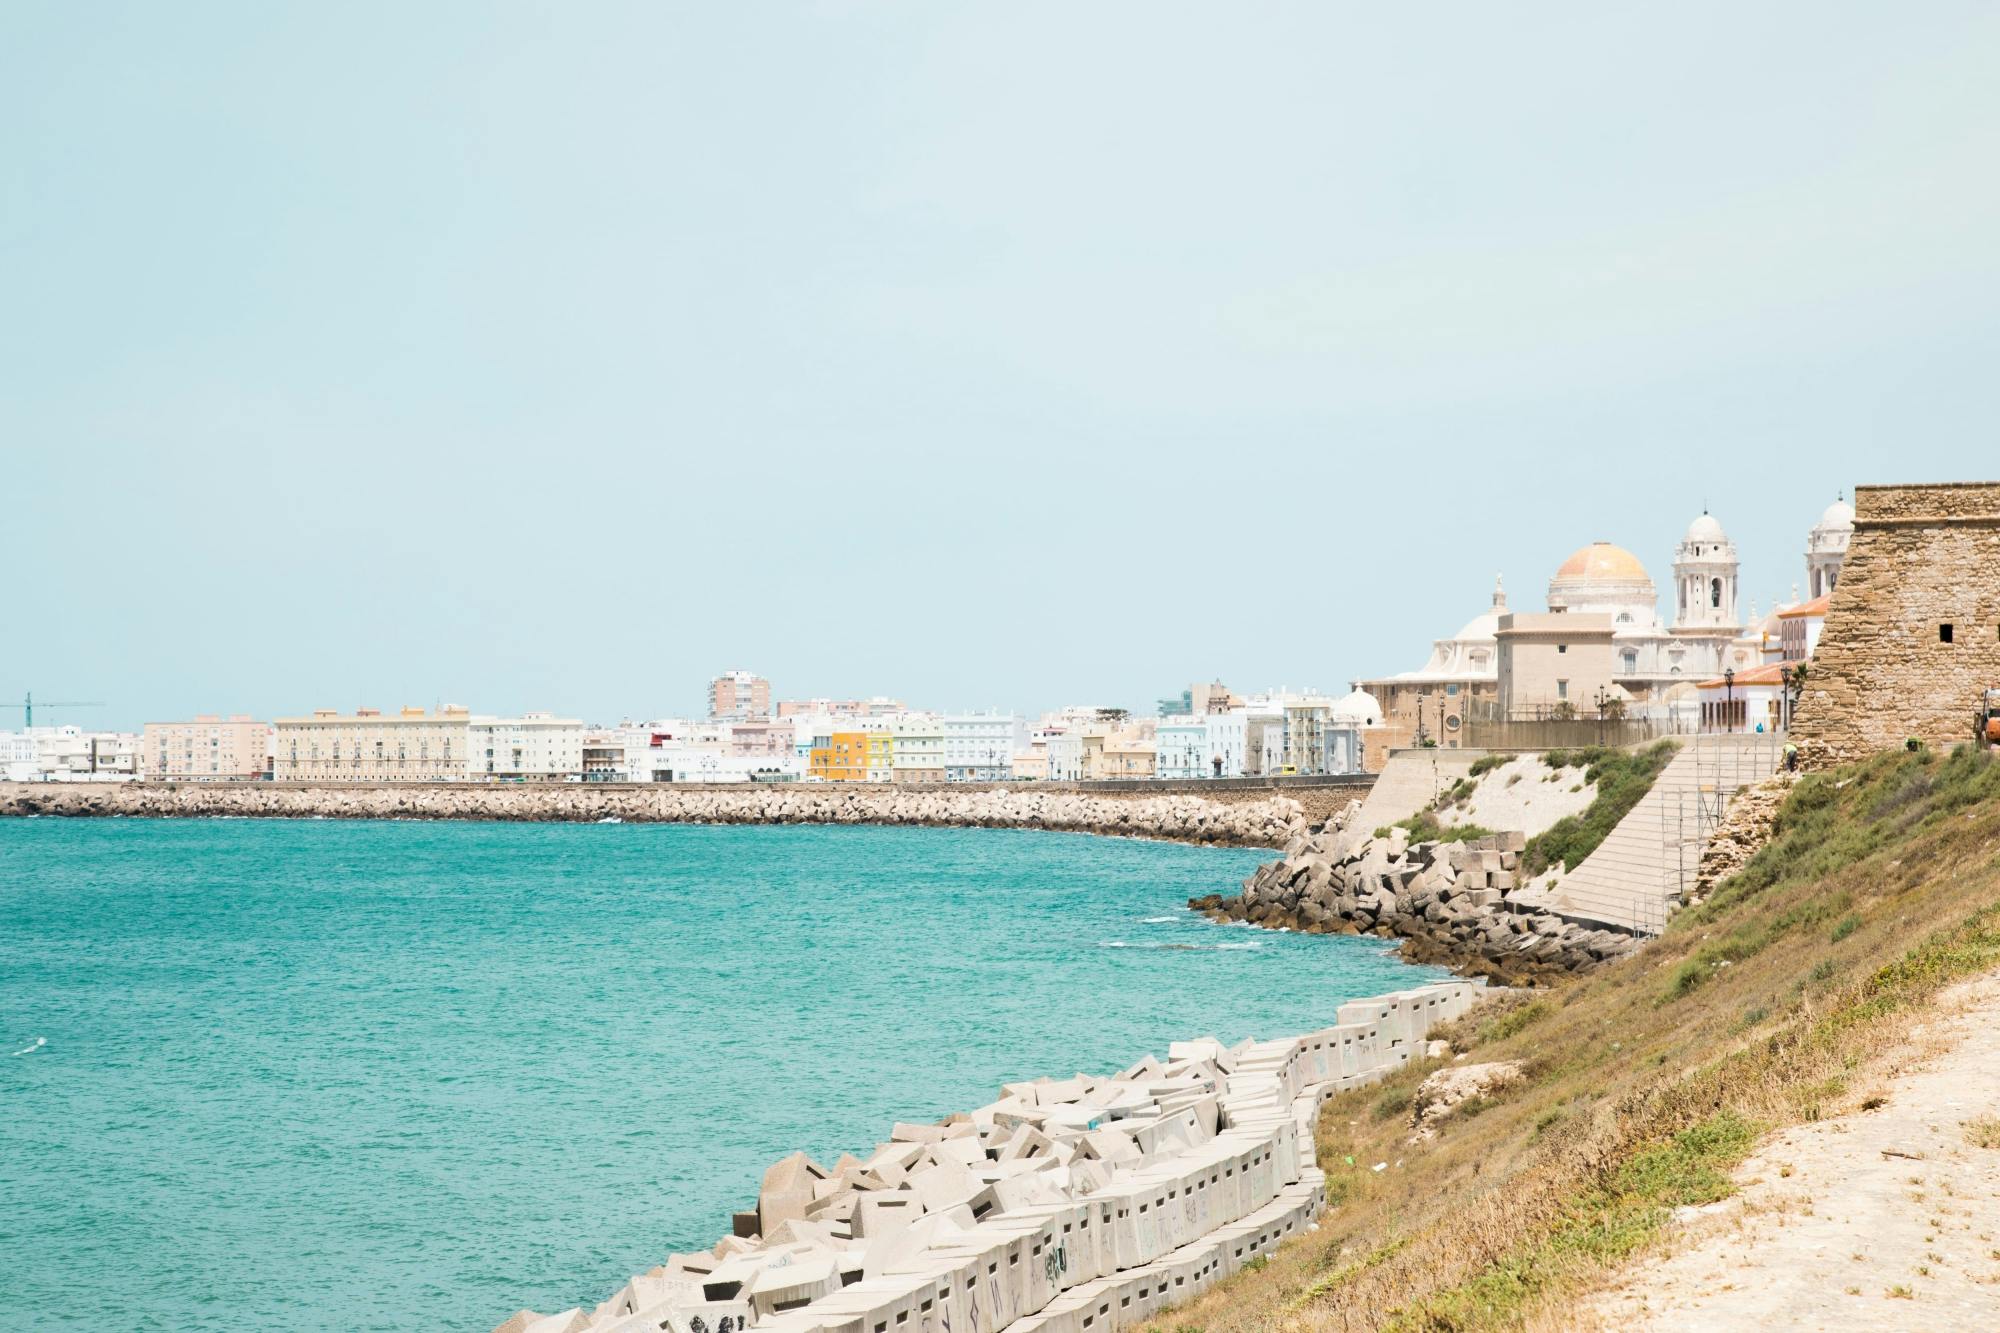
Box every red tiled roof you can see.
[1777,594,1830,619]
[1695,662,1790,691]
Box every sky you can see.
[6,3,1999,730]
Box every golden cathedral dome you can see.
[1554,541,1650,584]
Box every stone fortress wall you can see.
[1791,482,2000,767]
[0,781,1311,849]
[493,980,1483,1333]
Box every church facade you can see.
[1355,501,1853,749]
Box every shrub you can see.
[1371,1086,1412,1122]
[1469,754,1509,777]
[1831,915,1861,943]
[1520,741,1681,878]
[1386,811,1497,845]
[1475,999,1550,1045]
[1434,777,1478,810]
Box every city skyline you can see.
[9,4,2000,729]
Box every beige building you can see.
[1010,746,1050,781]
[468,712,583,781]
[1495,612,1620,716]
[274,707,471,782]
[1081,725,1156,780]
[143,715,270,781]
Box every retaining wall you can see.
[0,781,1308,849]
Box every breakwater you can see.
[1193,814,1637,984]
[0,782,1303,848]
[493,979,1482,1333]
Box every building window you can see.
[1710,577,1722,608]
[1557,680,1568,699]
[1940,623,1954,644]
[1557,644,1567,654]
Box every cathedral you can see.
[1354,499,1854,748]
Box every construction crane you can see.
[4,693,106,729]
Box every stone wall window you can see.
[1940,623,1954,643]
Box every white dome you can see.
[1450,609,1503,644]
[1333,687,1382,727]
[1817,498,1855,531]
[1684,512,1727,544]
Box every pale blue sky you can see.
[7,3,1998,729]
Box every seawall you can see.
[493,978,1485,1333]
[0,781,1312,849]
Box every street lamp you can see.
[1723,666,1736,735]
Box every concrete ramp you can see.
[1544,734,1782,935]
[1354,750,1484,833]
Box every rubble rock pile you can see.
[491,982,1482,1333]
[1189,815,1637,984]
[1408,1061,1525,1142]
[0,783,1302,849]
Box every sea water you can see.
[0,818,1439,1331]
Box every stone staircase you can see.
[1542,734,1783,935]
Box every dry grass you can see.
[1145,745,2000,1332]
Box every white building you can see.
[19,726,143,781]
[1202,709,1248,778]
[891,715,945,784]
[1154,719,1206,780]
[1154,711,1250,779]
[602,722,798,783]
[467,713,584,781]
[941,713,1020,782]
[1046,729,1085,782]
[1,731,39,782]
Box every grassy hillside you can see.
[1149,744,2000,1331]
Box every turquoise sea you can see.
[0,818,1439,1332]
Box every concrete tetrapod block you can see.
[761,1151,826,1236]
[748,1252,842,1318]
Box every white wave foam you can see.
[10,1036,46,1056]
[1139,915,1178,924]
[1099,940,1262,953]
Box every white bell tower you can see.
[1671,511,1740,631]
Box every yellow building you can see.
[865,730,895,783]
[809,730,870,782]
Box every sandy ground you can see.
[1442,756,1594,839]
[1581,969,2000,1330]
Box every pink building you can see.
[708,671,772,721]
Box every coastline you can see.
[493,978,1485,1333]
[0,781,1313,849]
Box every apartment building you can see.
[890,717,945,784]
[143,715,271,781]
[808,731,870,782]
[708,671,772,722]
[941,713,1019,782]
[467,712,584,781]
